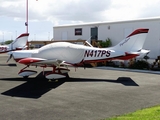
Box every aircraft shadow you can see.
[0,63,17,67]
[1,72,65,99]
[1,72,138,99]
[66,77,139,86]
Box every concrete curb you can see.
[95,66,160,75]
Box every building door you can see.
[91,27,98,40]
[91,27,98,46]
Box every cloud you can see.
[51,0,112,21]
[0,0,112,23]
[103,0,160,21]
[0,0,26,21]
[138,0,160,18]
[1,0,160,24]
[1,0,160,40]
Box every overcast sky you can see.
[0,0,160,41]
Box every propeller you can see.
[6,53,13,63]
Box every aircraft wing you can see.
[18,57,65,67]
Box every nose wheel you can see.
[18,66,37,78]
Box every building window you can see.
[75,28,82,35]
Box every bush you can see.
[129,60,150,69]
[99,38,112,48]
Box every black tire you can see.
[23,76,29,78]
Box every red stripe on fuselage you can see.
[18,58,43,65]
[83,54,139,63]
[115,54,139,60]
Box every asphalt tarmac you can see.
[0,54,160,120]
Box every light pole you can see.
[26,0,29,49]
[26,0,38,49]
[26,0,28,33]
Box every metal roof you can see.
[54,17,160,28]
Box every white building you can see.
[53,17,160,59]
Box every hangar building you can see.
[53,17,160,59]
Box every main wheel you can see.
[23,76,29,78]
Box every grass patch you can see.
[105,105,160,120]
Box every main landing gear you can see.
[45,67,70,80]
[18,66,70,80]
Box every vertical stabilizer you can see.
[9,33,29,50]
[113,29,149,52]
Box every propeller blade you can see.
[6,54,13,63]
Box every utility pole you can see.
[26,0,28,33]
[26,0,29,49]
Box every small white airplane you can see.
[0,33,29,54]
[8,28,149,80]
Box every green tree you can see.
[4,40,13,45]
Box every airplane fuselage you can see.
[12,42,126,64]
[0,45,9,53]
